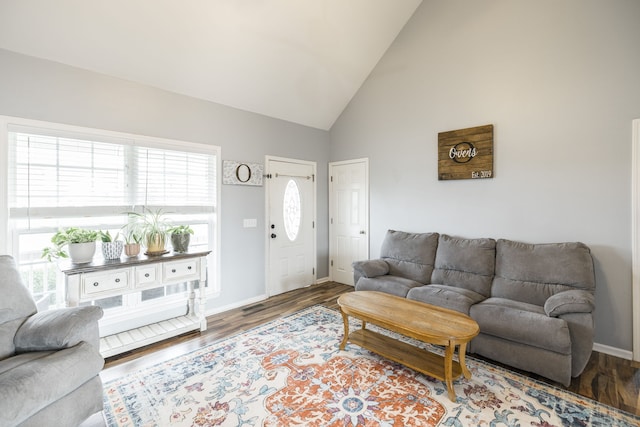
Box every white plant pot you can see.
[102,241,124,260]
[68,241,96,264]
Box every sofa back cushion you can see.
[431,234,496,297]
[492,239,595,306]
[0,255,37,360]
[380,230,439,284]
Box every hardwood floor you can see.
[102,282,640,417]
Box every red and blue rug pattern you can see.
[103,306,639,426]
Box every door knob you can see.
[271,233,277,239]
[360,230,366,235]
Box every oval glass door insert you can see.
[283,179,301,241]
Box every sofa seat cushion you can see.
[0,342,104,426]
[355,275,423,297]
[470,297,571,354]
[407,285,486,314]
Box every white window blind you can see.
[8,127,217,220]
[134,147,215,209]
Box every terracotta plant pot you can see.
[124,243,141,257]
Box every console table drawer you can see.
[163,259,199,281]
[82,270,129,297]
[135,265,161,288]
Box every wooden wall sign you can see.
[438,124,494,180]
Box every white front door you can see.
[266,157,316,296]
[329,158,369,286]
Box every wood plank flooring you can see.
[102,282,640,417]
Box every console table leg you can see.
[444,343,456,401]
[187,282,195,316]
[339,310,349,350]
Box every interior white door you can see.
[266,157,316,296]
[329,158,369,286]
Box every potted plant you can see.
[41,227,99,264]
[99,230,124,260]
[121,222,143,257]
[167,225,194,253]
[126,208,170,255]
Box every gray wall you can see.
[0,48,330,310]
[331,0,640,351]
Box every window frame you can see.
[0,115,222,305]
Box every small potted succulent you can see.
[167,225,194,253]
[121,221,143,257]
[99,230,124,260]
[41,227,99,264]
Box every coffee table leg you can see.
[458,342,472,379]
[339,310,349,351]
[444,343,456,401]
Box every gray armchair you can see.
[0,255,104,427]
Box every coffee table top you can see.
[338,291,479,345]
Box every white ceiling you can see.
[0,0,422,130]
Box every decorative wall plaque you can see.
[223,160,263,186]
[438,124,494,180]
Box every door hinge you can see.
[330,176,333,182]
[312,221,315,228]
[313,268,315,275]
[331,260,333,267]
[312,174,315,182]
[330,218,333,224]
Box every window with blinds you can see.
[9,129,216,217]
[5,123,219,312]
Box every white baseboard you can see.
[316,276,330,284]
[205,294,267,317]
[593,342,633,360]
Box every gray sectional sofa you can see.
[0,256,105,427]
[353,230,596,386]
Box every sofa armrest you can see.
[352,259,389,279]
[544,290,595,317]
[14,306,104,352]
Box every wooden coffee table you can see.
[337,291,479,401]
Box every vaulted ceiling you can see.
[0,0,422,130]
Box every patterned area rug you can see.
[103,306,639,426]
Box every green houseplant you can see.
[99,230,124,260]
[167,225,194,253]
[126,208,170,255]
[41,227,99,264]
[121,221,143,257]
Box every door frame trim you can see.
[264,155,317,296]
[632,118,640,361]
[328,157,370,284]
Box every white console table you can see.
[59,250,211,357]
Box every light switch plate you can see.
[243,218,257,228]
